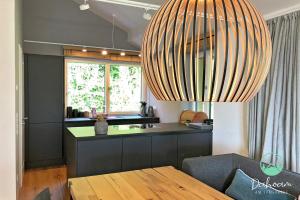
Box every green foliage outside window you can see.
[67,61,142,113]
[110,65,142,112]
[67,62,105,112]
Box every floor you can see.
[19,166,70,200]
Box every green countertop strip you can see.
[68,125,150,138]
[68,123,213,138]
[68,127,96,138]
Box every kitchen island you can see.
[65,123,213,178]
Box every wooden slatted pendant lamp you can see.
[141,0,272,102]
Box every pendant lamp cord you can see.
[112,14,116,49]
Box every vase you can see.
[94,121,108,135]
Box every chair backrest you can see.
[182,154,236,192]
[34,188,51,200]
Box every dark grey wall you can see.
[23,0,138,56]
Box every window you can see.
[109,65,142,112]
[66,59,143,114]
[194,57,214,119]
[66,62,106,112]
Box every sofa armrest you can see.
[182,154,235,192]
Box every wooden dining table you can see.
[68,166,233,200]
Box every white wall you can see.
[213,103,249,156]
[146,91,249,154]
[147,90,195,123]
[0,0,17,199]
[148,94,193,123]
[15,0,24,193]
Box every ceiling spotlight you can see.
[102,50,108,55]
[80,0,90,11]
[120,52,126,56]
[138,54,141,57]
[143,9,152,21]
[82,48,87,52]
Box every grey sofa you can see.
[182,154,300,197]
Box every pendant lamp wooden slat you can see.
[142,0,272,102]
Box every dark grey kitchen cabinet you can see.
[64,123,213,178]
[151,135,178,168]
[27,123,63,168]
[71,138,123,177]
[122,136,151,171]
[65,130,77,178]
[177,133,212,169]
[25,54,64,168]
[26,54,64,124]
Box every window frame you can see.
[65,58,145,115]
[195,102,213,119]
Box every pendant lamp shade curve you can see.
[141,0,272,102]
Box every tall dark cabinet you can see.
[25,54,64,168]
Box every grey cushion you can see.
[182,154,300,197]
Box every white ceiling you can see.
[72,0,300,48]
[250,0,300,18]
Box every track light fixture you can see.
[143,9,152,21]
[79,0,160,15]
[93,0,160,10]
[80,0,90,11]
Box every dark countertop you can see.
[64,115,160,127]
[65,118,95,122]
[66,123,213,140]
[65,115,158,122]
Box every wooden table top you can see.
[68,166,233,200]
